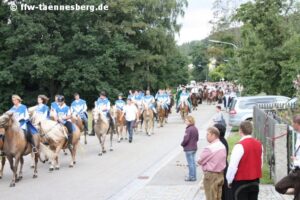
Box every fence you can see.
[253,106,295,183]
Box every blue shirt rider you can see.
[9,95,38,153]
[115,93,126,111]
[71,93,88,133]
[53,95,74,149]
[50,94,60,119]
[156,90,169,110]
[95,91,115,130]
[133,90,143,110]
[35,95,50,121]
[177,87,192,113]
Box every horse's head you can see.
[92,109,106,124]
[0,112,16,129]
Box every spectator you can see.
[226,121,263,200]
[198,127,227,200]
[275,114,300,199]
[122,98,139,143]
[181,115,199,181]
[213,106,226,127]
[214,124,232,200]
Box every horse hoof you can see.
[30,165,34,169]
[33,174,38,179]
[0,176,2,179]
[19,176,23,180]
[84,141,87,145]
[118,140,121,143]
[10,183,15,187]
[98,153,102,156]
[64,153,68,156]
[49,168,54,172]
[110,149,113,152]
[69,165,73,168]
[103,151,106,154]
[73,161,76,165]
[55,167,60,170]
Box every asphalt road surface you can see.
[0,104,216,200]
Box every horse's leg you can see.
[109,131,113,151]
[102,134,106,153]
[69,144,77,168]
[33,153,38,178]
[18,156,24,180]
[96,134,103,156]
[0,155,5,179]
[13,155,21,184]
[117,125,121,143]
[7,156,16,187]
[30,152,35,168]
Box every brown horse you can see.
[179,100,189,121]
[113,107,126,142]
[93,109,114,156]
[157,102,166,128]
[275,169,300,200]
[71,115,87,145]
[0,112,43,187]
[207,91,217,105]
[191,93,198,110]
[143,105,154,136]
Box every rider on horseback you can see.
[115,93,126,111]
[9,95,39,153]
[95,91,115,131]
[34,95,50,120]
[53,95,74,150]
[143,90,157,120]
[176,86,192,113]
[71,93,88,134]
[156,90,169,110]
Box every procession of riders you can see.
[0,82,238,187]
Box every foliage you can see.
[0,0,189,112]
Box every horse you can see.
[0,112,45,187]
[142,105,154,136]
[191,93,198,110]
[71,115,88,145]
[179,100,189,121]
[112,106,126,142]
[156,102,166,128]
[31,112,81,170]
[92,109,114,156]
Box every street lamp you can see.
[208,39,238,49]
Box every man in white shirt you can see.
[275,115,300,199]
[122,98,139,143]
[226,121,263,200]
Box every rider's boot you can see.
[83,119,89,133]
[25,130,38,154]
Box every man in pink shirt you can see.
[198,127,227,200]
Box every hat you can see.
[12,95,22,102]
[118,93,123,97]
[57,95,65,102]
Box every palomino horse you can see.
[31,112,81,170]
[0,112,43,187]
[156,102,166,127]
[179,100,189,121]
[92,109,114,156]
[112,106,126,142]
[71,115,88,145]
[143,105,154,136]
[191,93,198,111]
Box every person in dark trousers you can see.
[214,123,232,200]
[226,121,263,200]
[181,115,199,181]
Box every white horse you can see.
[30,109,81,170]
[92,109,114,156]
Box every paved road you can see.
[0,104,216,200]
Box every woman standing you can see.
[181,115,199,181]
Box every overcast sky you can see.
[175,0,214,45]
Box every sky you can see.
[175,0,214,45]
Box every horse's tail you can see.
[39,143,56,162]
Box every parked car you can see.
[228,95,290,126]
